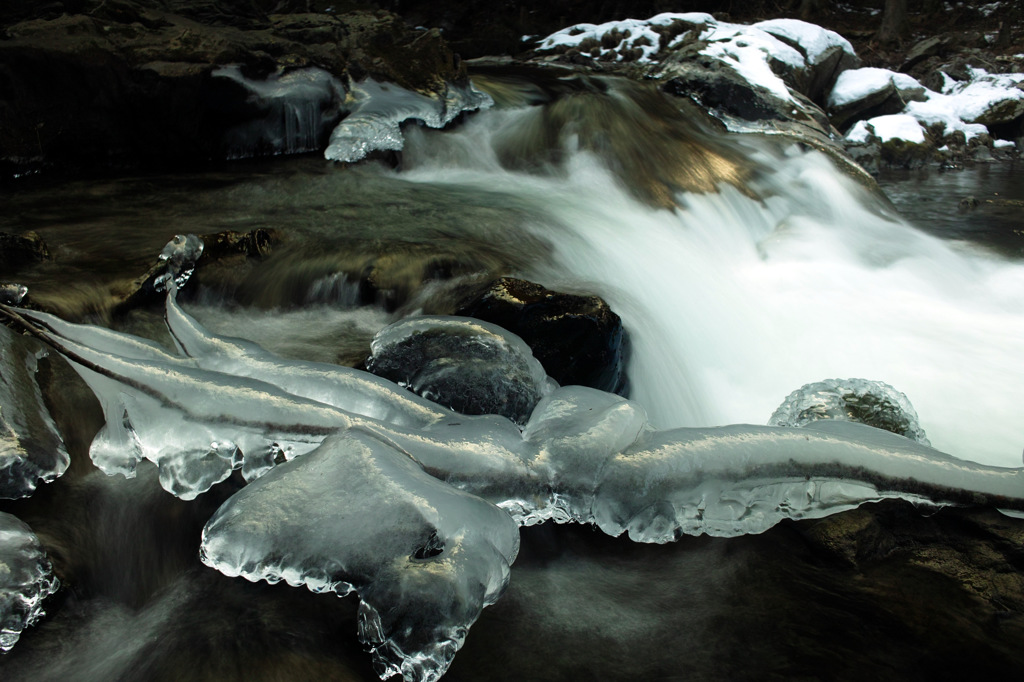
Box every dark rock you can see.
[0,5,464,175]
[456,277,626,395]
[365,315,555,424]
[662,60,786,123]
[0,232,49,275]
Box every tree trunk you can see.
[799,0,830,21]
[875,0,910,45]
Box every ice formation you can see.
[0,512,60,652]
[0,323,68,499]
[770,378,930,445]
[324,79,492,163]
[212,66,347,158]
[5,297,1024,680]
[365,316,557,425]
[200,430,519,682]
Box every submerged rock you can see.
[456,277,626,394]
[0,233,49,274]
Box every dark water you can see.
[879,162,1024,257]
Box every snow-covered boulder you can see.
[827,68,928,130]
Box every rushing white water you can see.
[396,107,1024,468]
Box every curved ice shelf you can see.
[325,79,492,163]
[0,512,60,652]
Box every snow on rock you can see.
[828,67,925,109]
[534,13,852,104]
[835,65,1024,154]
[753,18,855,66]
[846,114,926,144]
[0,512,59,652]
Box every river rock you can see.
[0,2,464,175]
[826,67,928,132]
[456,278,626,395]
[0,232,49,274]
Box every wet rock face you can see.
[456,278,626,395]
[0,3,463,175]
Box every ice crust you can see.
[0,324,69,499]
[212,66,347,159]
[9,299,1024,681]
[769,378,930,445]
[0,512,59,652]
[200,430,519,682]
[325,79,492,163]
[365,316,557,425]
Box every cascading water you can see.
[395,78,1024,467]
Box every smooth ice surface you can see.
[769,378,930,445]
[324,79,491,163]
[0,512,59,652]
[200,430,519,682]
[365,316,557,425]
[0,324,68,499]
[165,291,452,429]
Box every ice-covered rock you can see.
[0,323,68,499]
[365,316,557,425]
[212,66,347,159]
[156,234,204,291]
[200,430,519,682]
[769,378,930,445]
[325,79,491,164]
[164,291,452,429]
[827,67,927,130]
[0,512,59,652]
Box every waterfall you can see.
[395,94,1024,468]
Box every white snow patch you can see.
[753,18,855,64]
[845,114,926,144]
[828,67,923,108]
[994,139,1017,149]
